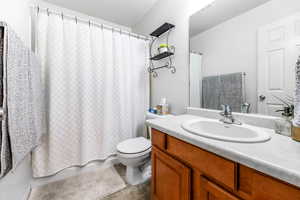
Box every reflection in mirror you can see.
[189,0,300,116]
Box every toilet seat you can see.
[117,137,151,158]
[118,148,151,158]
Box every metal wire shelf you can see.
[148,23,176,78]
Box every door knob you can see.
[259,95,266,101]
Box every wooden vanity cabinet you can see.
[152,146,191,200]
[199,176,241,200]
[151,129,300,200]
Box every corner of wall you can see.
[132,0,191,115]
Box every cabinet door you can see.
[152,146,191,200]
[200,176,241,200]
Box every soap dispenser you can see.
[275,106,293,136]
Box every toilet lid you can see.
[117,137,151,154]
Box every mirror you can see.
[189,0,300,116]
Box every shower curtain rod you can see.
[31,5,151,41]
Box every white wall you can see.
[133,0,215,114]
[0,1,131,199]
[0,0,33,47]
[133,0,190,114]
[190,0,300,113]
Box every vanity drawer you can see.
[166,135,236,190]
[151,129,167,150]
[199,176,241,200]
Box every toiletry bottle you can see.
[160,98,169,115]
[292,122,300,141]
[241,102,250,113]
[156,105,163,115]
[275,107,293,136]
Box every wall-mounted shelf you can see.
[148,23,176,78]
[150,52,174,61]
[148,64,176,77]
[150,23,175,38]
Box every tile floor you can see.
[99,164,150,200]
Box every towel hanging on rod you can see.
[0,22,46,179]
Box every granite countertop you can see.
[146,114,300,188]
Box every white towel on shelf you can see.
[0,22,46,178]
[294,55,300,127]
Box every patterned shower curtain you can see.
[32,10,149,177]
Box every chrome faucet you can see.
[220,105,242,125]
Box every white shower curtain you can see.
[32,11,149,177]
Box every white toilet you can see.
[117,137,151,185]
[117,112,173,185]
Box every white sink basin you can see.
[181,118,271,143]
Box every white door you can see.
[258,14,300,116]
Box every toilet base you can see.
[125,166,149,185]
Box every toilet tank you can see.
[146,112,173,139]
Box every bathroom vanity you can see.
[148,115,300,200]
